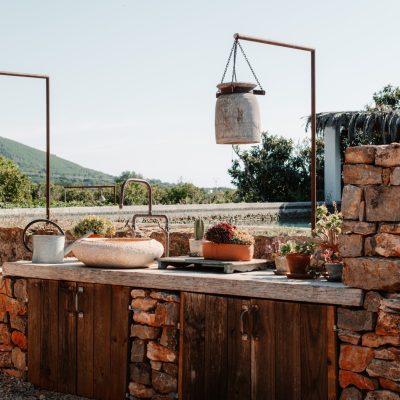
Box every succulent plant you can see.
[205,222,254,245]
[73,215,115,238]
[194,218,205,240]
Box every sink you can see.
[72,238,164,268]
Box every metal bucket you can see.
[32,235,66,264]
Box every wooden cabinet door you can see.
[181,292,337,400]
[28,279,130,400]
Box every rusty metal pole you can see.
[233,34,317,229]
[0,71,51,220]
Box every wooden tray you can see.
[158,256,268,274]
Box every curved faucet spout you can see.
[119,178,153,215]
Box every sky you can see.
[0,1,399,188]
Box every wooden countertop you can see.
[2,259,364,306]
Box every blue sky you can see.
[0,1,398,187]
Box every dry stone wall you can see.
[339,144,400,400]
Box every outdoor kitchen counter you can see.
[3,259,363,306]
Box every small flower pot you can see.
[202,242,254,261]
[274,256,289,275]
[325,262,343,282]
[189,239,204,257]
[286,253,311,277]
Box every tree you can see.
[0,156,32,204]
[367,84,400,111]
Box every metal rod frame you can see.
[234,33,317,229]
[0,71,51,220]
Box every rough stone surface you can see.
[343,164,383,185]
[375,348,400,361]
[130,362,151,385]
[152,370,177,394]
[391,168,400,185]
[0,278,12,297]
[383,168,391,185]
[131,298,158,312]
[338,308,377,332]
[13,280,27,303]
[365,390,400,400]
[376,312,400,336]
[365,237,378,256]
[340,386,363,400]
[365,186,400,222]
[380,224,400,234]
[155,303,180,327]
[128,381,155,398]
[345,146,376,165]
[151,360,162,371]
[147,342,177,363]
[160,327,178,349]
[342,221,377,235]
[150,291,180,303]
[380,378,400,393]
[131,289,147,298]
[342,185,364,220]
[339,370,378,390]
[374,234,400,257]
[133,311,157,327]
[339,345,375,372]
[375,144,400,167]
[131,339,146,362]
[162,363,178,378]
[0,352,12,368]
[11,347,26,371]
[131,325,160,340]
[359,201,367,221]
[0,294,26,316]
[338,235,364,257]
[363,333,400,348]
[364,292,384,312]
[343,257,400,291]
[9,315,26,334]
[367,359,400,381]
[339,330,362,345]
[11,331,27,351]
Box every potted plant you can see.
[313,202,342,252]
[281,241,316,278]
[73,215,116,238]
[323,248,343,282]
[189,218,205,257]
[202,222,254,261]
[267,240,289,275]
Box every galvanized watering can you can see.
[23,219,92,264]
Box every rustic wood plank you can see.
[93,283,112,400]
[28,279,42,387]
[58,281,77,394]
[204,295,228,400]
[3,261,364,306]
[110,285,130,400]
[275,301,301,400]
[76,283,94,398]
[178,292,184,400]
[327,306,338,400]
[300,303,327,400]
[252,299,275,400]
[227,297,251,400]
[182,292,206,400]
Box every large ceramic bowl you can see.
[72,238,164,268]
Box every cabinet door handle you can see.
[75,286,84,313]
[240,305,250,341]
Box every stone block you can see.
[365,186,400,222]
[128,382,155,398]
[337,308,376,332]
[391,168,400,185]
[131,298,158,312]
[0,323,11,346]
[147,341,177,363]
[383,168,391,185]
[160,327,178,350]
[338,330,362,345]
[9,315,26,334]
[365,390,400,400]
[342,185,364,220]
[359,201,366,221]
[131,325,160,340]
[0,352,12,368]
[375,234,400,257]
[339,345,375,372]
[338,235,363,257]
[11,331,27,351]
[375,348,400,361]
[339,386,363,400]
[380,378,400,393]
[380,224,400,234]
[343,258,400,291]
[131,339,146,362]
[363,333,400,348]
[130,362,151,385]
[150,360,162,371]
[131,289,148,298]
[376,143,400,167]
[150,291,180,303]
[11,347,26,371]
[339,370,378,390]
[345,146,376,164]
[380,299,400,313]
[152,370,177,394]
[133,311,157,326]
[162,362,178,378]
[343,164,383,185]
[365,237,378,256]
[13,280,27,302]
[376,311,400,336]
[155,303,180,327]
[0,295,26,316]
[3,369,24,379]
[367,359,400,382]
[364,292,383,312]
[0,278,12,297]
[342,221,377,235]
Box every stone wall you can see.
[339,144,400,400]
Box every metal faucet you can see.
[119,178,170,257]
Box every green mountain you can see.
[0,136,115,185]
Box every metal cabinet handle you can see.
[240,305,250,341]
[75,286,84,313]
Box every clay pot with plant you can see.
[202,222,254,261]
[323,248,343,282]
[268,240,289,275]
[280,241,316,278]
[73,215,116,238]
[189,218,205,257]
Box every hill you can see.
[0,136,115,185]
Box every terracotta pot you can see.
[202,242,254,261]
[286,253,311,275]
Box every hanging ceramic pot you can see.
[215,82,261,144]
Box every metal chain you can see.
[220,40,236,84]
[231,40,238,83]
[237,40,264,90]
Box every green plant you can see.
[279,242,293,256]
[205,223,254,245]
[313,203,342,246]
[194,218,205,240]
[73,215,115,237]
[279,240,316,255]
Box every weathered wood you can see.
[58,281,77,394]
[327,306,338,400]
[93,284,112,400]
[182,292,206,400]
[110,285,130,400]
[227,297,251,400]
[204,295,228,400]
[77,283,94,398]
[27,279,42,387]
[4,261,364,306]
